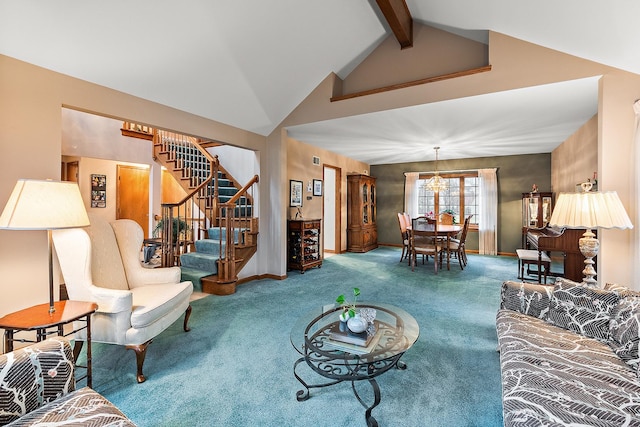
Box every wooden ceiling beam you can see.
[375,0,413,49]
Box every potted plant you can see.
[336,287,360,322]
[153,216,189,242]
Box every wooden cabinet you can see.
[347,174,378,253]
[288,219,322,273]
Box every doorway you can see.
[117,165,150,236]
[323,165,341,255]
[65,161,79,183]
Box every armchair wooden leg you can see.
[127,340,152,383]
[184,305,192,332]
[72,340,84,362]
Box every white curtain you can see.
[478,168,498,255]
[633,101,640,284]
[404,172,419,218]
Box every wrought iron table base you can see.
[294,356,408,427]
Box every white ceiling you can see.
[1,1,637,164]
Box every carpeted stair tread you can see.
[207,227,247,243]
[178,266,212,292]
[195,238,225,255]
[218,186,238,196]
[180,251,220,271]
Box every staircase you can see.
[152,130,259,295]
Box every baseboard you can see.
[237,273,287,285]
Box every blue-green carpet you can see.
[90,247,517,426]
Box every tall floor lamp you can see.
[0,179,90,313]
[549,182,633,287]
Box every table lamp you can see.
[0,179,90,313]
[549,182,633,287]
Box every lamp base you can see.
[578,229,599,287]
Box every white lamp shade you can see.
[0,179,90,230]
[549,191,633,230]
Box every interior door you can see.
[323,165,341,254]
[65,161,79,182]
[117,165,150,236]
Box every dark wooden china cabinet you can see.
[347,174,378,253]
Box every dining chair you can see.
[396,212,410,262]
[409,220,442,274]
[446,214,473,269]
[440,212,454,225]
[403,212,411,228]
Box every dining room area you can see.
[397,211,473,274]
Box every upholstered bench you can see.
[516,248,551,283]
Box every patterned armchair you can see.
[52,214,193,383]
[0,337,135,426]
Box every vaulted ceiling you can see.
[1,1,637,164]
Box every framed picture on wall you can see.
[290,180,303,207]
[91,174,106,208]
[313,179,323,196]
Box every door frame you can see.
[323,164,342,254]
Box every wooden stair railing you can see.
[153,130,219,267]
[214,174,259,290]
[152,129,259,292]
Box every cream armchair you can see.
[52,215,193,383]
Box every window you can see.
[417,172,479,227]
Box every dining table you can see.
[407,222,463,270]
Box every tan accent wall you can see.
[551,115,598,193]
[287,137,369,252]
[597,74,640,287]
[341,23,488,95]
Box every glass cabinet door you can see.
[370,185,376,223]
[363,184,368,203]
[542,196,552,226]
[522,193,553,228]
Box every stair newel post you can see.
[159,205,175,267]
[216,201,237,285]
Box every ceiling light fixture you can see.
[423,147,448,192]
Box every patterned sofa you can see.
[0,337,135,426]
[497,278,640,426]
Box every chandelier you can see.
[423,146,448,192]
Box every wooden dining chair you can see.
[440,212,454,225]
[446,214,473,269]
[409,220,442,274]
[397,212,410,262]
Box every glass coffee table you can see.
[290,302,419,427]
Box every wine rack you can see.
[288,219,322,273]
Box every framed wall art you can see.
[290,180,303,207]
[91,174,107,208]
[313,179,323,196]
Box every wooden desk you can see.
[0,300,98,387]
[408,223,462,270]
